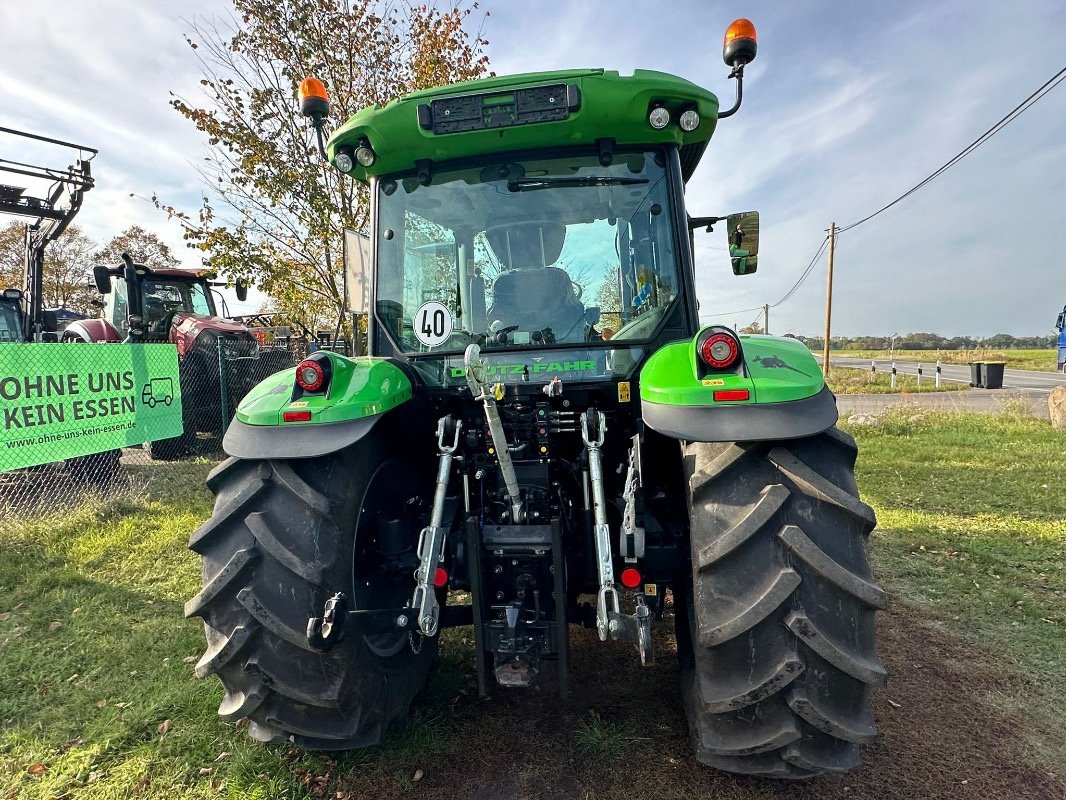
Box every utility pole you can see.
[763,303,769,335]
[821,221,836,376]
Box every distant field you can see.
[829,348,1057,372]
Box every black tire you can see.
[185,428,437,748]
[678,427,886,779]
[147,432,194,461]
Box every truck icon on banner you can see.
[141,377,174,408]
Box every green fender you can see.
[223,352,413,459]
[639,332,837,442]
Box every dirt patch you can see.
[320,606,1064,800]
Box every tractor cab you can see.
[97,266,217,341]
[374,148,682,361]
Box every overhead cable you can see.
[837,65,1066,234]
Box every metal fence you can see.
[0,336,339,517]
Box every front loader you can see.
[187,19,885,778]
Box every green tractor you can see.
[187,19,885,778]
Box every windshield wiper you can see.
[507,176,649,192]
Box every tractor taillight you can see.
[433,567,449,588]
[283,410,312,422]
[296,360,325,392]
[620,568,642,589]
[699,331,740,370]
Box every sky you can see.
[1,0,1064,335]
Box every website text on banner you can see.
[0,344,183,471]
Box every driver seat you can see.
[488,267,585,340]
[483,221,586,340]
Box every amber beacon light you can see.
[299,77,330,122]
[723,18,757,67]
[718,19,758,119]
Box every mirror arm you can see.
[688,215,724,232]
[717,64,745,119]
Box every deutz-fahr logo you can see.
[448,359,596,379]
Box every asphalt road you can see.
[823,356,1066,392]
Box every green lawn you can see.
[833,348,1057,371]
[2,411,1064,797]
[847,407,1066,769]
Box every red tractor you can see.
[65,254,263,458]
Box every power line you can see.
[770,236,829,307]
[837,65,1066,234]
[699,304,763,319]
[698,235,829,320]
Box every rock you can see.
[1050,386,1066,430]
[847,413,882,427]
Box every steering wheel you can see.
[155,309,181,334]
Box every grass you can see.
[2,410,1064,797]
[0,461,487,799]
[844,406,1066,769]
[827,366,962,394]
[833,348,1057,371]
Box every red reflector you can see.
[620,567,642,589]
[713,389,750,402]
[433,566,449,588]
[283,410,312,422]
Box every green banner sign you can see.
[0,343,183,472]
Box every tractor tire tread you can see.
[681,429,883,779]
[186,434,435,750]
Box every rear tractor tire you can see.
[186,430,437,748]
[679,427,886,779]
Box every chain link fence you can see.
[0,334,348,518]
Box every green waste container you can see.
[982,361,1006,389]
[969,362,983,387]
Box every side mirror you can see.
[1057,311,1065,331]
[726,210,759,276]
[235,280,249,302]
[93,265,112,294]
[41,310,58,333]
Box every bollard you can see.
[935,360,942,389]
[917,363,923,389]
[890,361,897,390]
[871,360,877,374]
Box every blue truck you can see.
[1058,305,1066,372]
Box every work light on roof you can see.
[334,151,354,173]
[648,106,670,130]
[354,143,376,167]
[679,109,701,131]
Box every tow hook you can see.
[607,593,655,666]
[306,591,349,651]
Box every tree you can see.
[0,221,97,313]
[0,222,23,289]
[96,225,182,270]
[166,0,490,334]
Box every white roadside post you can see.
[917,363,923,390]
[890,361,897,390]
[935,360,942,389]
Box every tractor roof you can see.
[100,264,206,281]
[328,68,720,183]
